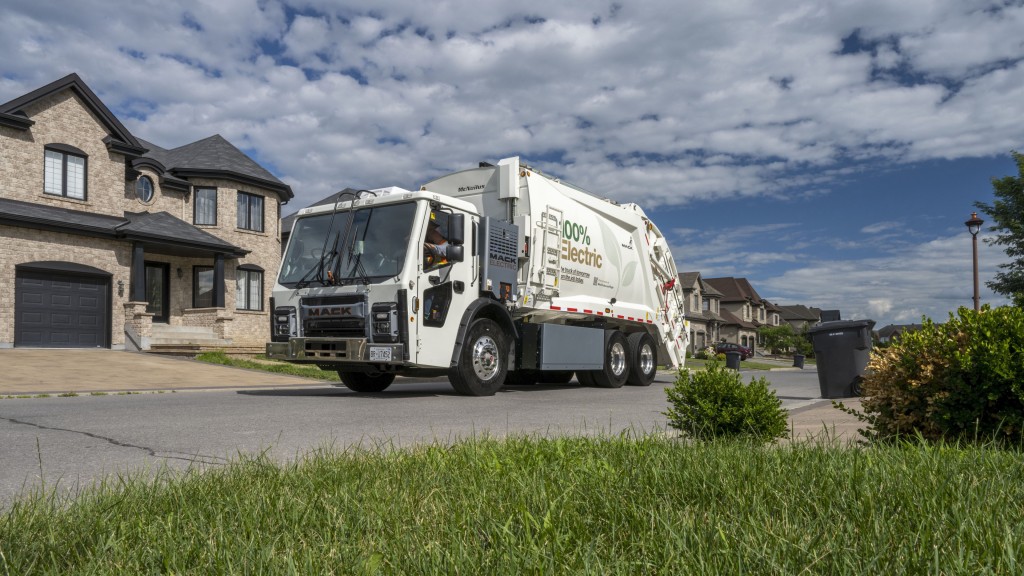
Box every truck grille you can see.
[300,294,367,338]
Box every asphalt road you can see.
[0,370,824,507]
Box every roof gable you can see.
[137,135,294,200]
[0,73,146,156]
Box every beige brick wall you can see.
[1,87,284,349]
[0,91,128,216]
[0,225,130,347]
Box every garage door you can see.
[15,270,110,348]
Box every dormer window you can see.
[44,144,87,200]
[135,176,154,203]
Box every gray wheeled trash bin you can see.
[807,320,875,398]
[724,351,742,370]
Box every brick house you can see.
[677,271,725,353]
[0,74,292,350]
[703,276,764,351]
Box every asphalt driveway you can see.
[0,349,318,395]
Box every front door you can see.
[144,262,170,323]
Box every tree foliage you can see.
[759,324,795,353]
[974,151,1024,306]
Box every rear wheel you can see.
[588,331,629,388]
[626,332,658,386]
[337,370,396,393]
[449,318,507,396]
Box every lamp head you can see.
[965,212,984,236]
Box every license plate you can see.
[369,347,392,362]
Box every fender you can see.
[449,297,518,368]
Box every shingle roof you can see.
[777,304,820,321]
[704,277,763,302]
[0,197,125,235]
[137,135,293,200]
[678,271,701,290]
[0,73,145,155]
[0,197,244,256]
[719,308,757,329]
[122,211,246,256]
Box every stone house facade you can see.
[0,74,292,350]
[678,271,725,353]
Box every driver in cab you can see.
[423,214,449,268]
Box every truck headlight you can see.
[371,302,399,343]
[272,306,296,342]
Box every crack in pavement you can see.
[0,416,229,466]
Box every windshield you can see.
[278,202,417,286]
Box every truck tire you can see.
[337,371,396,393]
[626,332,658,386]
[449,318,507,396]
[588,331,630,388]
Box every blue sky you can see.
[1,1,1021,327]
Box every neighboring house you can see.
[703,276,763,351]
[0,73,292,351]
[778,304,822,333]
[876,323,923,344]
[678,271,724,353]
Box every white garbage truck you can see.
[267,156,689,396]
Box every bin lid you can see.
[807,319,876,335]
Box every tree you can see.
[975,151,1024,307]
[759,324,795,354]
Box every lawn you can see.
[2,435,1021,574]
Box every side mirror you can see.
[447,244,465,262]
[448,213,465,245]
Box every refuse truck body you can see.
[266,157,689,396]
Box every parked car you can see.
[715,342,753,360]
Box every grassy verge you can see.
[196,351,340,381]
[684,358,784,371]
[3,435,1022,574]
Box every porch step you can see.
[149,325,231,347]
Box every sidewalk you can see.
[788,398,865,444]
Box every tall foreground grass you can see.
[2,435,1024,574]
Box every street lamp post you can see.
[965,211,984,312]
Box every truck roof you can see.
[293,188,480,219]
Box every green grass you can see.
[684,358,783,371]
[3,434,1023,574]
[196,351,340,381]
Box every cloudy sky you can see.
[2,0,1022,327]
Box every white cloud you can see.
[1,1,1022,328]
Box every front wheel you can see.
[337,371,396,393]
[449,318,508,396]
[588,331,629,388]
[626,332,658,386]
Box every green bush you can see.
[664,359,789,442]
[860,305,1024,444]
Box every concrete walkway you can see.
[0,349,315,394]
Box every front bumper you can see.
[266,338,405,364]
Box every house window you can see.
[237,191,264,232]
[44,145,87,200]
[194,188,217,225]
[135,176,154,203]
[236,266,263,311]
[692,294,698,310]
[702,298,710,311]
[193,266,215,308]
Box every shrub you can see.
[859,305,1024,444]
[664,359,789,442]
